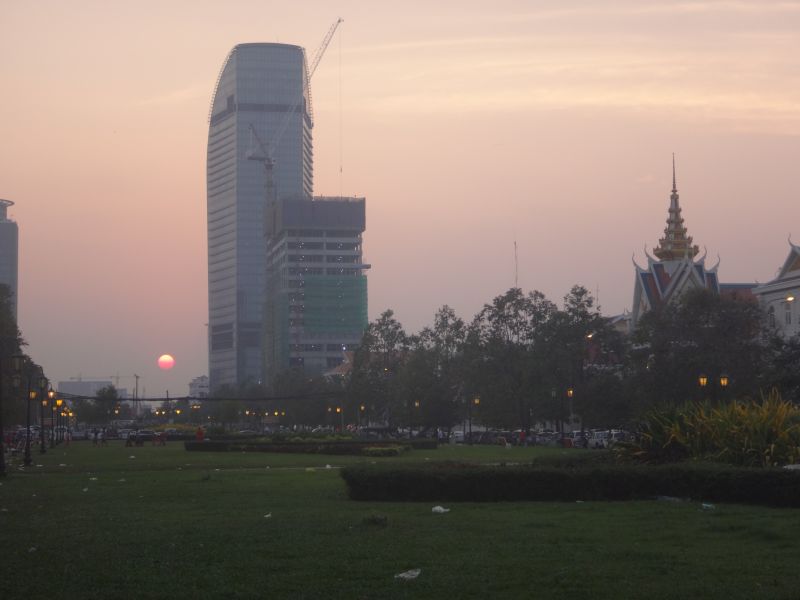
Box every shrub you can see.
[620,389,800,467]
[184,439,426,456]
[362,446,406,457]
[339,462,800,507]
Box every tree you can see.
[541,286,627,429]
[0,283,26,427]
[469,288,557,432]
[347,310,408,425]
[272,368,343,427]
[629,288,766,406]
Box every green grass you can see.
[2,441,800,599]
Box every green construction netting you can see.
[302,275,368,334]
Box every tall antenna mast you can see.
[514,240,519,288]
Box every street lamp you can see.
[566,388,574,435]
[335,406,343,431]
[698,374,708,388]
[47,388,56,448]
[467,396,480,445]
[25,376,41,467]
[55,398,64,442]
[38,378,49,454]
[719,374,729,389]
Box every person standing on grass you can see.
[195,427,205,442]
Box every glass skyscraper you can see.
[207,43,313,390]
[0,199,19,319]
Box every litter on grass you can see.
[701,503,716,511]
[431,506,450,514]
[264,513,272,519]
[394,568,421,580]
[82,488,88,492]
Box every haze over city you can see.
[1,0,798,393]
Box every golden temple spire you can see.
[653,155,699,261]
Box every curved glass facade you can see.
[207,43,313,390]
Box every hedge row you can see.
[339,462,800,507]
[184,439,435,455]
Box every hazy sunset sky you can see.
[1,0,798,395]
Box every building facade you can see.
[264,196,369,383]
[754,242,800,338]
[207,43,314,390]
[0,199,19,319]
[189,375,210,398]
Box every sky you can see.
[1,0,798,396]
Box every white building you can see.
[754,242,800,338]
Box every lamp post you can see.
[38,377,48,454]
[698,372,730,403]
[56,398,64,444]
[335,406,343,432]
[468,396,479,445]
[566,387,574,438]
[48,388,56,448]
[24,372,44,467]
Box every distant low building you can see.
[189,375,210,398]
[754,242,800,338]
[58,380,129,399]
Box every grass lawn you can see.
[1,441,799,599]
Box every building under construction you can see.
[264,195,368,382]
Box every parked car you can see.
[136,430,155,442]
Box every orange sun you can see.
[157,354,175,370]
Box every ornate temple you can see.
[630,160,755,328]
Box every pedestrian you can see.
[99,429,107,446]
[195,427,205,442]
[92,428,98,446]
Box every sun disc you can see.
[158,354,175,370]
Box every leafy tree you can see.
[272,368,343,427]
[347,310,408,425]
[0,283,26,426]
[73,385,119,425]
[542,286,627,429]
[629,288,766,407]
[761,334,800,403]
[469,288,557,432]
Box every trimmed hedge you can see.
[184,439,435,455]
[339,462,800,507]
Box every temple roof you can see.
[653,156,700,261]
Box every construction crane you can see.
[246,17,343,199]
